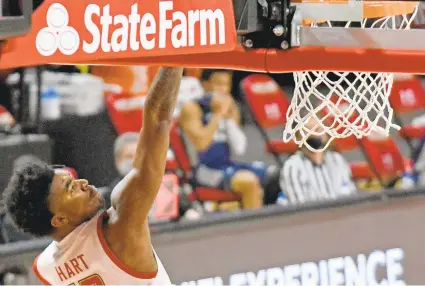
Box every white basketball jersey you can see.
[33,212,171,285]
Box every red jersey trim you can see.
[96,212,158,279]
[33,254,52,285]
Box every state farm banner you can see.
[3,192,425,285]
[0,0,237,69]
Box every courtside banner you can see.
[3,193,425,284]
[155,195,425,285]
[0,0,236,68]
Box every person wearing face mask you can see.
[107,132,201,220]
[275,117,357,206]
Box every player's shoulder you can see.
[35,241,57,268]
[37,212,103,264]
[34,213,105,284]
[33,240,59,283]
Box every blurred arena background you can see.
[0,66,424,285]
[1,0,425,285]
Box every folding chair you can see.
[332,137,374,181]
[105,92,144,135]
[241,74,297,166]
[329,129,408,186]
[356,133,412,187]
[169,121,241,203]
[389,75,425,152]
[165,150,179,173]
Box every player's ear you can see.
[51,214,69,228]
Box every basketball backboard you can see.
[289,0,425,51]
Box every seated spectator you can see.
[275,117,357,205]
[179,69,275,210]
[173,76,204,118]
[107,132,202,220]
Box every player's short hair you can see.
[200,69,231,82]
[113,132,139,158]
[3,161,55,237]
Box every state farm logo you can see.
[36,1,227,57]
[36,4,80,56]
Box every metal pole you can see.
[35,66,42,134]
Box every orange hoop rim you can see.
[363,1,418,18]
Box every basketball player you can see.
[3,67,183,285]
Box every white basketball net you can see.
[283,7,419,152]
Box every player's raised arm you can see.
[112,67,183,222]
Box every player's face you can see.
[48,170,104,228]
[205,72,232,95]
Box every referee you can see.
[276,117,357,205]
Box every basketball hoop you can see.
[283,1,419,152]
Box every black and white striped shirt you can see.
[277,151,357,205]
